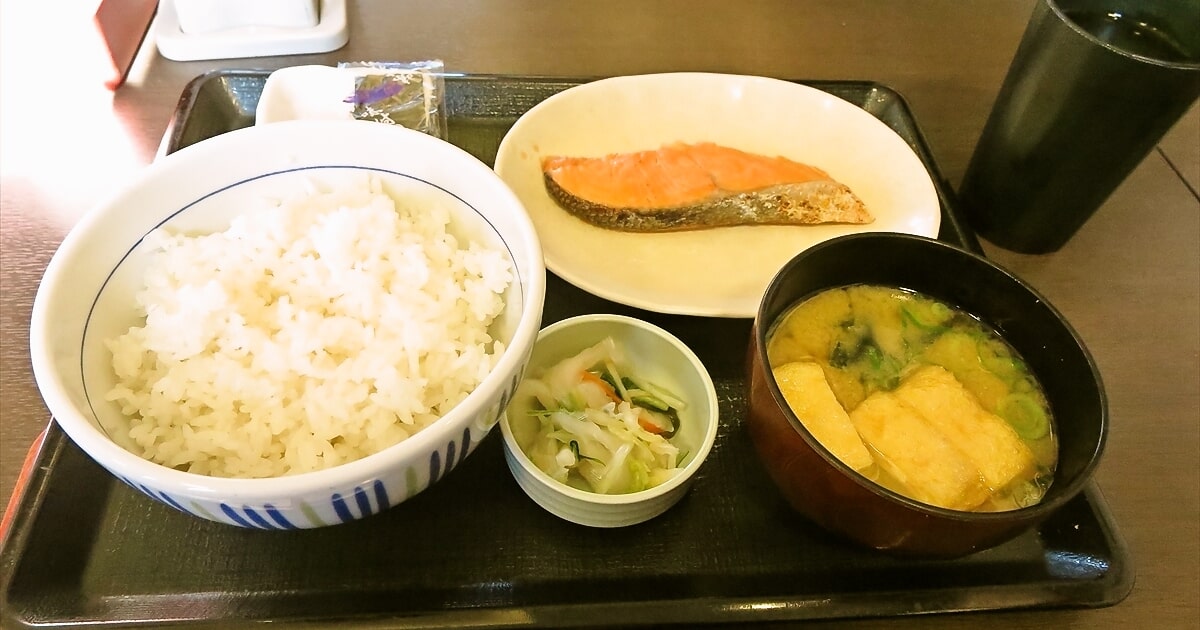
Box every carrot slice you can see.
[637,408,671,434]
[581,370,622,404]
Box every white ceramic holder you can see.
[155,0,348,61]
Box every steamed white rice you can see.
[105,176,513,478]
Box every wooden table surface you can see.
[1,1,1197,628]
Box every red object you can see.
[0,429,48,546]
[93,0,160,89]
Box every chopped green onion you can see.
[998,393,1050,440]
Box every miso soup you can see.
[766,284,1057,512]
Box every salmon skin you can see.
[541,142,873,232]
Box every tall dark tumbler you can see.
[959,0,1200,254]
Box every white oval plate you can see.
[494,73,941,318]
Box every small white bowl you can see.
[29,120,546,529]
[255,65,359,124]
[499,314,719,527]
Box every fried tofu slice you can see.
[766,288,852,366]
[772,361,874,471]
[850,392,990,510]
[893,365,1036,493]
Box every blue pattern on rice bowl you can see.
[113,425,479,528]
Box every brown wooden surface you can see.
[2,1,1197,628]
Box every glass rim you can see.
[1046,0,1200,70]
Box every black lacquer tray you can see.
[0,72,1133,629]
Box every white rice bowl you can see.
[30,120,546,528]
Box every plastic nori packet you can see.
[337,60,448,138]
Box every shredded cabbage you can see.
[512,337,684,494]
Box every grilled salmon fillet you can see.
[541,142,873,232]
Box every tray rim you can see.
[0,71,1134,629]
[0,427,1136,627]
